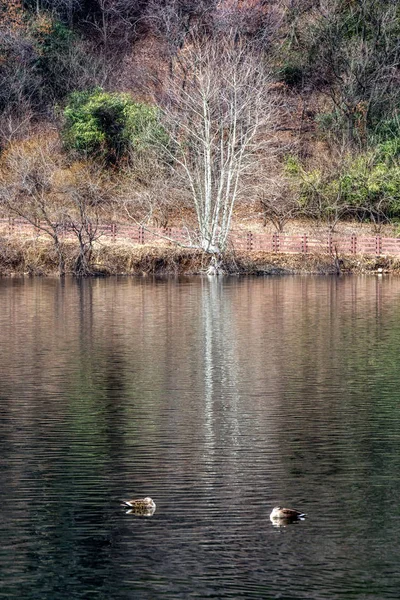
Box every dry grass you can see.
[93,242,209,275]
[1,235,400,276]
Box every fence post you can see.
[8,217,14,236]
[301,234,308,254]
[272,232,280,253]
[351,234,357,254]
[376,235,382,256]
[138,226,145,244]
[247,231,253,252]
[327,234,333,254]
[111,222,116,242]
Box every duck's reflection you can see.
[270,516,303,528]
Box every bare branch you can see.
[158,35,278,254]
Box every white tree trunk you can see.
[159,35,277,256]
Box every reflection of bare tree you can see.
[201,277,241,459]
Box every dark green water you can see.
[1,275,400,599]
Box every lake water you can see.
[1,275,400,599]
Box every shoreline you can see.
[0,238,399,277]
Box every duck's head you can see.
[143,497,156,507]
[270,506,283,518]
[271,506,282,513]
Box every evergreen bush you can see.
[62,89,167,164]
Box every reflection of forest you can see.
[2,275,400,596]
[3,275,400,459]
[3,276,400,483]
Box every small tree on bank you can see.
[159,36,277,262]
[0,136,114,276]
[0,136,68,275]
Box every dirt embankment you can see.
[1,236,399,277]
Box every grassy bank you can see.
[1,237,400,277]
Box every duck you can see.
[120,497,156,511]
[270,506,306,520]
[124,505,156,517]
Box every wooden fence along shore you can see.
[2,217,400,257]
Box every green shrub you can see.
[284,155,302,176]
[375,139,400,162]
[286,149,400,221]
[339,154,400,217]
[373,117,400,141]
[62,89,167,164]
[370,117,400,160]
[274,40,307,88]
[277,61,305,87]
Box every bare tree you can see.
[0,3,110,147]
[0,14,40,146]
[25,0,85,25]
[0,137,114,276]
[0,136,67,275]
[144,0,216,78]
[214,0,283,51]
[60,164,113,275]
[259,173,301,232]
[85,0,144,50]
[122,175,190,228]
[306,0,400,145]
[285,151,352,232]
[159,36,277,261]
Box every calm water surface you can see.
[1,275,400,599]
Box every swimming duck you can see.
[125,505,156,517]
[270,506,306,520]
[120,497,156,510]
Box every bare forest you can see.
[1,0,400,274]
